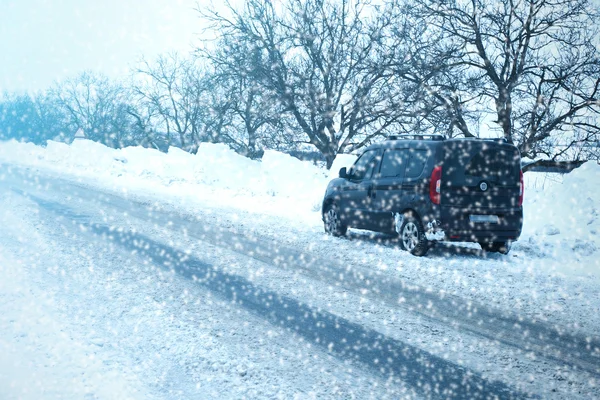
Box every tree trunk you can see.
[496,87,513,143]
[325,151,336,170]
[246,120,259,159]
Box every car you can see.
[321,134,524,256]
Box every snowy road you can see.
[1,164,599,399]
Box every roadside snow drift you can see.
[518,161,600,272]
[0,140,346,221]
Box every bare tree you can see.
[0,92,68,144]
[380,8,482,138]
[198,31,285,158]
[407,0,600,160]
[51,71,133,147]
[200,0,403,168]
[121,93,167,150]
[133,53,210,152]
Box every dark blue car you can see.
[322,135,524,256]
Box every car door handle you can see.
[368,185,376,199]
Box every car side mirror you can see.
[339,167,348,179]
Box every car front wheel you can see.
[323,204,347,237]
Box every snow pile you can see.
[519,162,600,261]
[0,139,340,218]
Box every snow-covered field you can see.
[1,139,599,399]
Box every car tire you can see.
[323,204,347,237]
[480,241,511,255]
[397,213,429,256]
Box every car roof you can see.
[361,137,515,154]
[362,138,442,153]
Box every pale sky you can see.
[0,0,207,93]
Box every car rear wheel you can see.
[397,214,429,256]
[323,204,347,237]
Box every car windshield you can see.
[1,1,599,399]
[350,150,379,180]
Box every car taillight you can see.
[519,170,524,206]
[429,166,442,205]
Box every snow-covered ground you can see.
[0,185,407,399]
[1,139,599,398]
[0,195,148,400]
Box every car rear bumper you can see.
[436,206,523,243]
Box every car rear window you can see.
[443,141,520,184]
[465,148,520,180]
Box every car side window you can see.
[363,153,381,179]
[350,150,379,181]
[405,149,428,178]
[380,149,409,178]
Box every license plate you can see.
[469,215,499,224]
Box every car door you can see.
[371,148,409,232]
[342,149,381,229]
[400,148,429,205]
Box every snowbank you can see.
[0,139,331,219]
[518,162,600,267]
